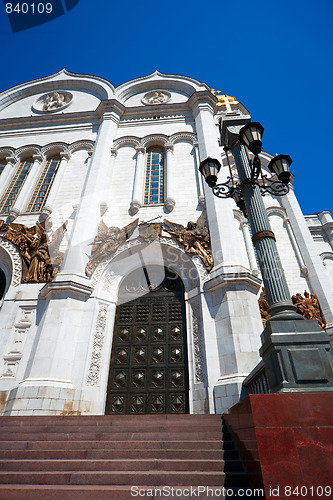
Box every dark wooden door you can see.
[105,267,189,414]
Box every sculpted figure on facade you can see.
[258,288,269,328]
[1,219,67,282]
[86,219,139,277]
[163,211,213,271]
[43,92,66,111]
[292,290,326,330]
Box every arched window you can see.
[26,156,60,212]
[0,269,6,301]
[144,148,165,205]
[0,158,34,214]
[0,159,6,177]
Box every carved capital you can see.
[32,154,44,164]
[164,198,176,212]
[8,208,20,222]
[135,146,146,155]
[40,206,52,220]
[130,201,141,214]
[199,195,205,208]
[60,151,71,161]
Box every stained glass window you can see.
[0,158,34,214]
[26,156,60,212]
[144,148,165,205]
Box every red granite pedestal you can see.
[224,393,333,499]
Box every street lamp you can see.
[199,120,333,393]
[200,121,299,322]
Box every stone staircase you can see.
[0,414,255,499]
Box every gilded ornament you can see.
[1,219,67,283]
[211,89,239,107]
[86,219,139,277]
[163,211,213,271]
[292,291,326,330]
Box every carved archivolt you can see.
[90,236,207,292]
[0,237,22,287]
[0,147,15,161]
[111,132,198,154]
[0,140,95,165]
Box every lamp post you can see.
[199,121,333,393]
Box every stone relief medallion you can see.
[142,90,171,106]
[33,91,73,113]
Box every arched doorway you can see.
[105,266,189,414]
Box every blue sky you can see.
[0,0,332,215]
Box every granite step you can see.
[0,448,225,460]
[0,471,226,486]
[0,431,222,441]
[0,439,223,450]
[0,458,224,472]
[0,485,236,500]
[0,415,222,426]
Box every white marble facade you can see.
[0,70,332,416]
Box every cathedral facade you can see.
[0,70,332,416]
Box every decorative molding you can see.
[112,136,141,149]
[0,147,15,160]
[1,141,95,163]
[32,91,73,114]
[321,252,333,265]
[141,134,170,147]
[68,140,95,154]
[111,132,198,156]
[15,145,41,160]
[169,132,197,145]
[1,306,35,378]
[90,237,207,291]
[0,237,23,287]
[86,303,108,386]
[190,296,206,383]
[102,271,117,292]
[142,90,171,106]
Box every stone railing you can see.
[243,360,269,395]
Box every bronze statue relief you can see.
[259,288,326,330]
[1,219,67,283]
[163,212,213,271]
[86,219,139,277]
[292,290,326,330]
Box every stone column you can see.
[130,146,145,214]
[0,156,18,201]
[164,143,175,212]
[41,151,71,219]
[9,154,44,220]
